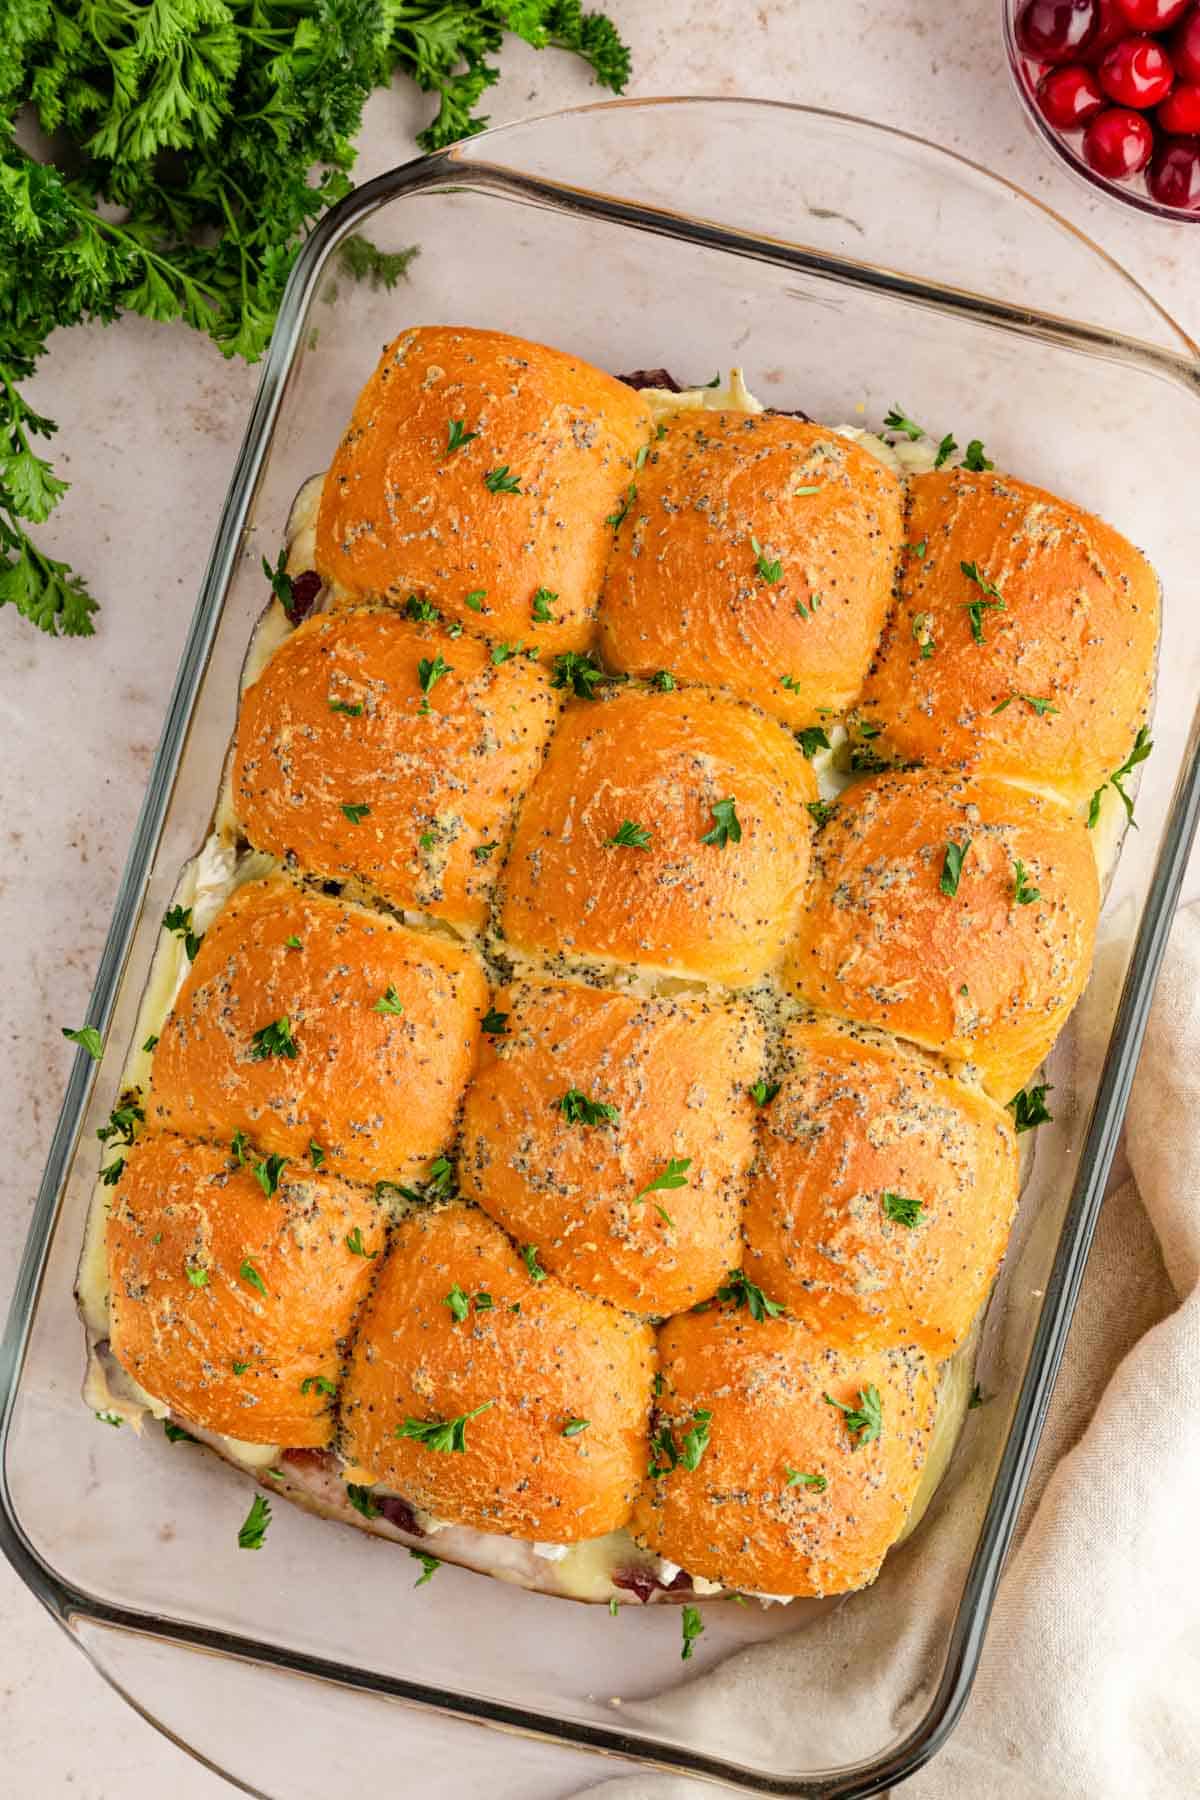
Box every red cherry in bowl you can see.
[1170,4,1200,80]
[1088,0,1134,53]
[1038,61,1107,122]
[1098,33,1177,104]
[1082,104,1156,172]
[1147,134,1200,203]
[1018,0,1099,61]
[1158,76,1200,125]
[1114,0,1190,26]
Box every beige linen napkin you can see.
[581,904,1200,1800]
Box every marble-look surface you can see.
[2,3,1196,1794]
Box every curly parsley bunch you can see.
[0,0,631,637]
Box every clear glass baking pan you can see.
[3,99,1200,1800]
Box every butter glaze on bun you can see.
[600,411,904,727]
[743,1016,1019,1357]
[341,1203,656,1542]
[857,468,1159,809]
[459,980,763,1316]
[108,1135,385,1446]
[499,686,817,986]
[630,1306,936,1597]
[784,770,1099,1101]
[315,325,653,649]
[231,608,559,930]
[149,878,488,1185]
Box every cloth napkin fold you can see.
[581,904,1200,1800]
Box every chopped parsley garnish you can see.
[284,935,302,949]
[238,1493,271,1550]
[531,587,557,623]
[329,697,364,717]
[484,465,521,494]
[406,595,439,622]
[635,1157,691,1202]
[786,1467,828,1492]
[1087,725,1152,830]
[647,1421,678,1478]
[963,439,994,472]
[562,1417,590,1437]
[604,818,652,849]
[445,419,478,455]
[824,1384,883,1448]
[253,1153,286,1199]
[680,1604,704,1661]
[163,903,202,960]
[797,726,830,758]
[934,432,958,468]
[185,1264,209,1289]
[232,1360,250,1375]
[474,1292,494,1311]
[346,1227,377,1259]
[780,673,804,692]
[882,1192,923,1228]
[239,1258,268,1297]
[993,693,1059,717]
[249,1016,299,1061]
[751,535,782,584]
[396,1400,493,1454]
[551,649,607,699]
[309,1141,325,1169]
[417,651,453,706]
[605,482,636,530]
[908,538,927,558]
[609,1596,620,1617]
[718,1268,785,1320]
[163,1420,199,1445]
[1009,1083,1053,1134]
[883,405,923,441]
[1012,859,1041,906]
[98,1099,144,1148]
[806,799,835,828]
[700,796,741,848]
[473,841,499,863]
[491,639,524,665]
[940,838,971,897]
[99,1158,125,1187]
[968,1384,987,1409]
[960,561,1006,643]
[652,669,676,691]
[426,1155,455,1196]
[521,1243,548,1282]
[680,1408,712,1470]
[481,1008,509,1035]
[300,1374,337,1397]
[373,985,405,1015]
[559,1088,620,1128]
[411,1550,441,1585]
[443,1283,470,1323]
[794,590,822,620]
[142,1034,159,1053]
[346,1483,380,1519]
[419,830,437,851]
[748,1080,781,1107]
[463,589,486,612]
[341,802,371,824]
[62,1024,103,1060]
[263,550,295,616]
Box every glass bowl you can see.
[1004,0,1200,219]
[3,97,1200,1800]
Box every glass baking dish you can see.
[3,99,1200,1800]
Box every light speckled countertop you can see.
[2,4,1197,1794]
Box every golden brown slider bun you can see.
[341,1203,656,1542]
[315,325,653,649]
[459,980,763,1315]
[630,1306,936,1597]
[784,771,1099,1102]
[857,468,1158,809]
[499,687,817,985]
[743,1016,1019,1357]
[231,609,558,930]
[600,412,904,728]
[107,1135,385,1446]
[149,877,487,1186]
